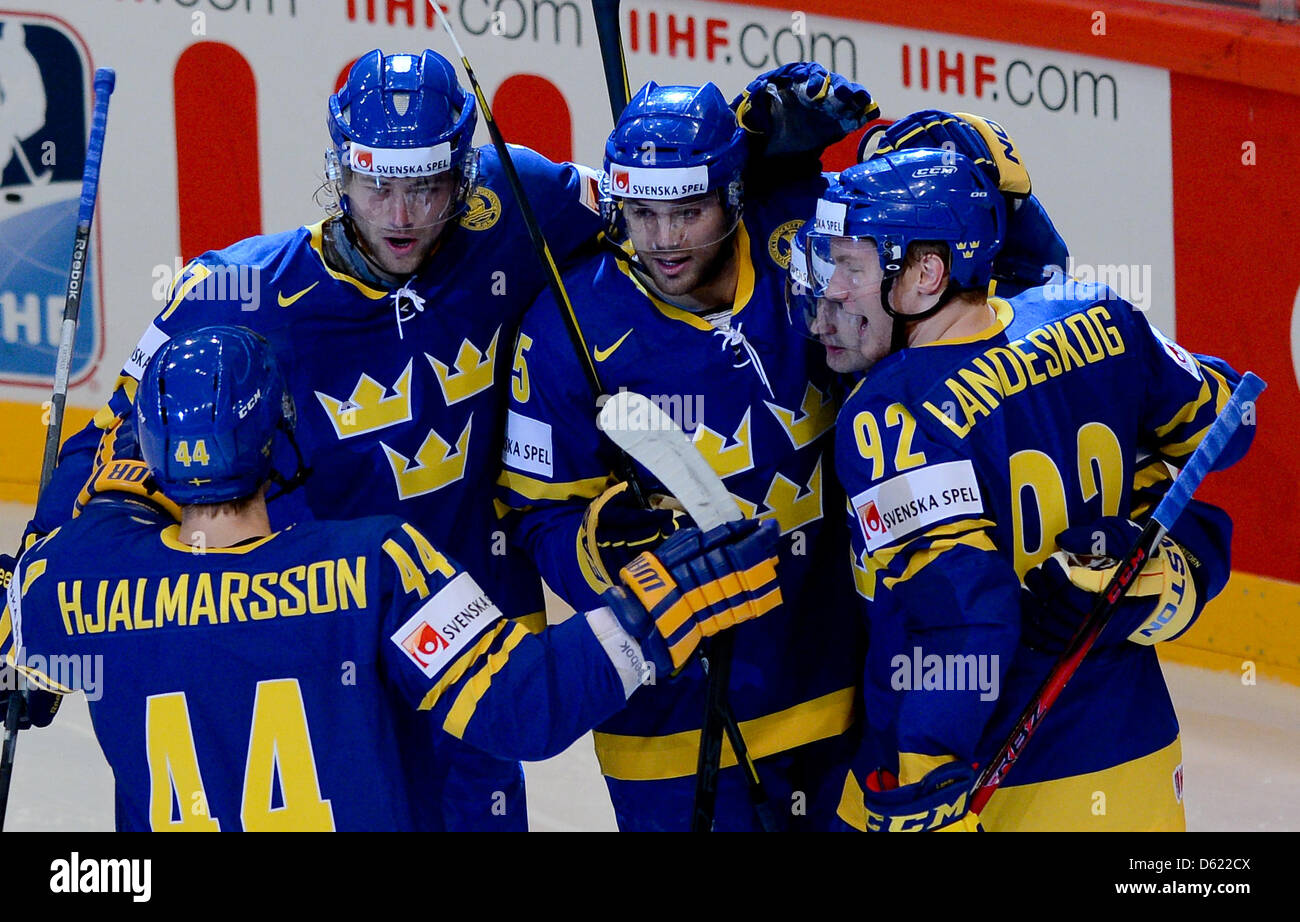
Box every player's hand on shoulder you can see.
[602,518,782,676]
[868,109,1030,197]
[1021,515,1200,654]
[74,414,181,521]
[579,481,691,588]
[734,61,878,156]
[862,760,983,832]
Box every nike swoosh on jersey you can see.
[277,282,320,307]
[594,329,634,362]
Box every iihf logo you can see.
[0,16,102,385]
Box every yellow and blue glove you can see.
[1022,516,1200,654]
[603,519,782,676]
[863,760,983,832]
[733,62,878,157]
[74,412,180,521]
[578,480,689,590]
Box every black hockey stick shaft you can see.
[591,0,630,123]
[426,2,647,504]
[970,372,1266,815]
[0,68,116,832]
[587,0,768,832]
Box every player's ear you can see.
[912,251,950,297]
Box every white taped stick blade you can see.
[597,391,742,531]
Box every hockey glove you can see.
[0,679,62,731]
[603,518,782,676]
[74,414,181,521]
[578,481,689,589]
[1,553,61,731]
[1021,516,1200,655]
[863,761,983,832]
[867,109,1030,196]
[733,62,878,156]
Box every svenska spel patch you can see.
[851,460,984,552]
[503,410,554,477]
[390,572,502,680]
[608,164,708,200]
[349,142,452,177]
[1151,326,1202,381]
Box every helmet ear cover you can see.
[135,325,308,505]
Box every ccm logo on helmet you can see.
[912,165,958,178]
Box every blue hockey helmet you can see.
[326,49,479,226]
[602,82,747,236]
[802,149,1005,352]
[810,148,1005,292]
[135,325,298,505]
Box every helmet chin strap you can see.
[265,421,312,504]
[879,269,963,355]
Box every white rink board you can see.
[2,1,1172,409]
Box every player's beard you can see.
[350,215,448,281]
[639,231,737,304]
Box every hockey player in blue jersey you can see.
[22,49,607,830]
[0,326,782,831]
[498,65,877,830]
[789,149,1255,830]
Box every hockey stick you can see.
[0,67,116,832]
[600,392,779,832]
[591,0,630,123]
[969,371,1266,816]
[426,0,646,505]
[588,2,763,832]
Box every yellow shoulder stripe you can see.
[441,622,531,738]
[159,263,213,321]
[21,558,46,595]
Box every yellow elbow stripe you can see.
[417,620,514,712]
[442,623,530,739]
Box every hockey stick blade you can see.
[598,391,741,530]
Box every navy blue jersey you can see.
[2,498,628,831]
[36,146,602,627]
[833,284,1253,830]
[28,145,604,829]
[498,172,865,828]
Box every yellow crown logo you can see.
[765,382,836,450]
[429,327,499,406]
[382,417,473,499]
[315,361,414,439]
[691,408,754,480]
[955,240,982,258]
